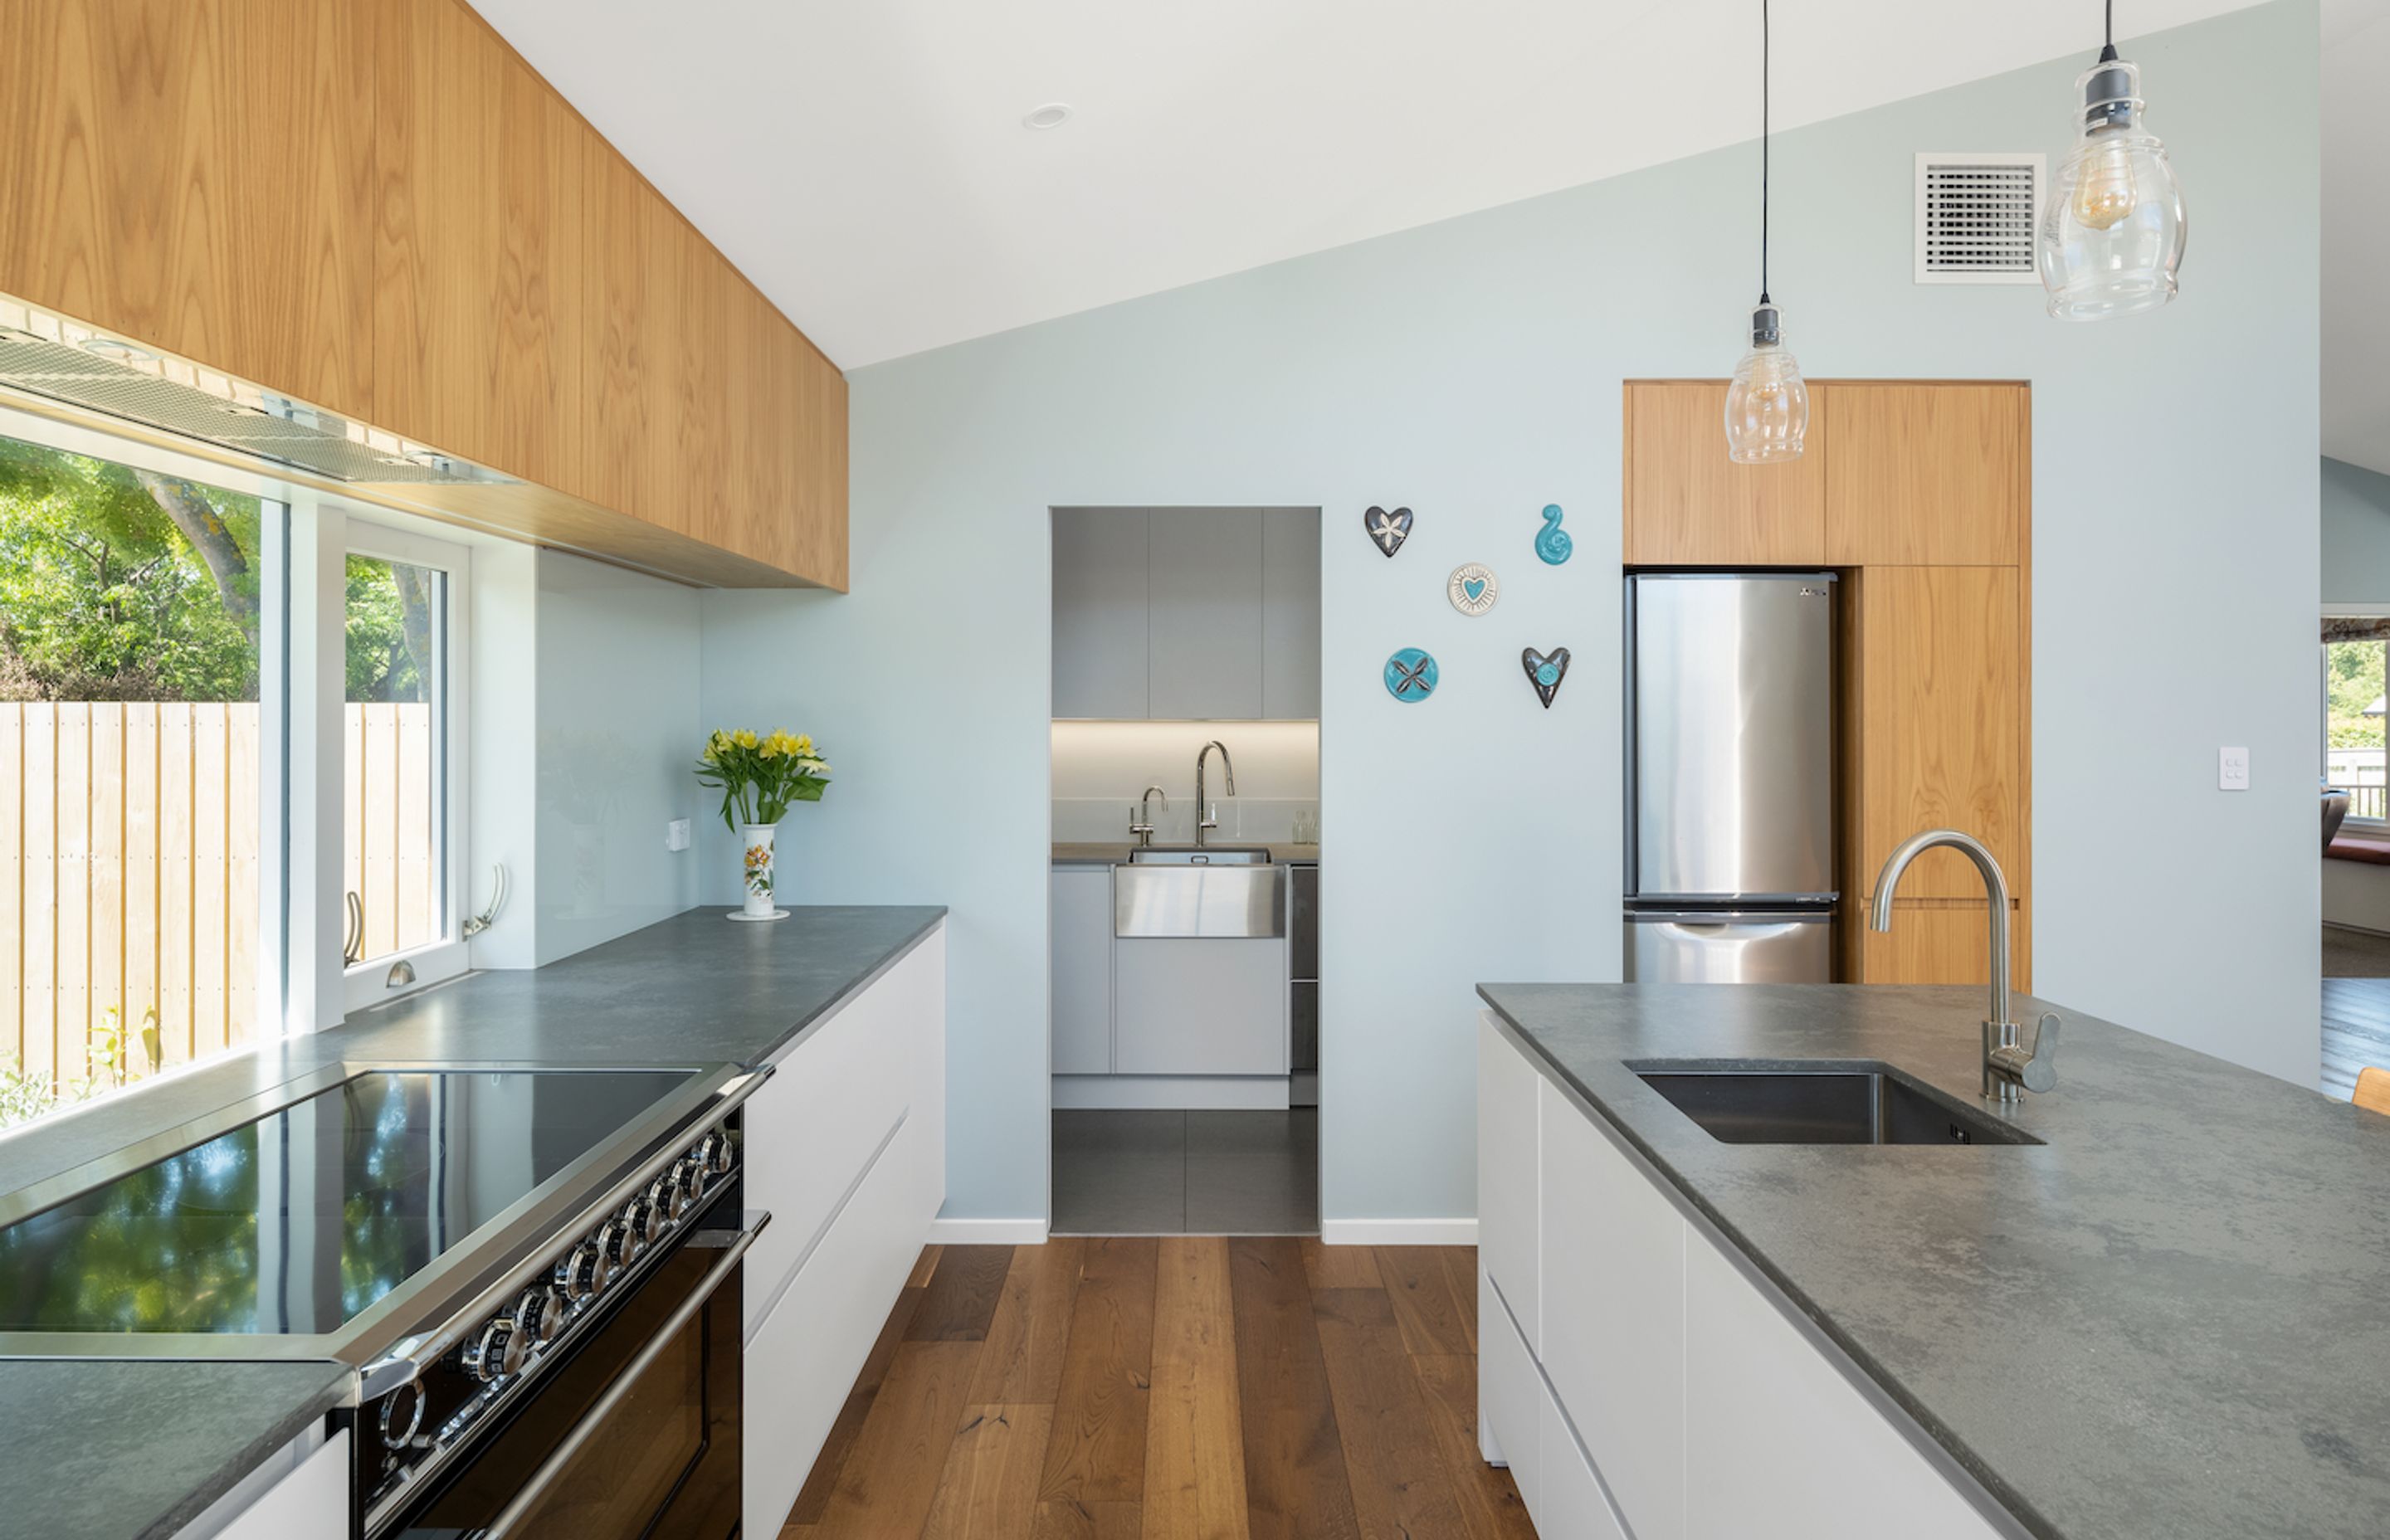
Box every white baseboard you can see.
[925,1216,1051,1245]
[1319,1217,1479,1246]
[1052,1074,1290,1110]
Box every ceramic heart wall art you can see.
[1522,646,1571,709]
[1364,505,1413,558]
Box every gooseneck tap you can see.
[1195,741,1236,847]
[1869,828,2060,1103]
[1130,784,1169,847]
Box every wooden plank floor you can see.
[779,1239,1536,1540]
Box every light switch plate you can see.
[2218,748,2250,791]
[666,817,692,851]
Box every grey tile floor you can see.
[1051,1108,1319,1235]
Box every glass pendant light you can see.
[2037,0,2188,320]
[1724,0,1808,464]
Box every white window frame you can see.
[2324,603,2390,836]
[333,520,472,1014]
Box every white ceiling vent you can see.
[1915,153,2045,285]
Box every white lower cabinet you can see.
[1537,1077,1685,1540]
[1112,937,1286,1075]
[1478,1017,2007,1540]
[741,926,946,1536]
[1683,1235,2002,1540]
[203,1429,349,1540]
[1051,868,1113,1074]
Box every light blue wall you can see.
[701,1,2322,1225]
[2323,457,2390,605]
[532,551,704,964]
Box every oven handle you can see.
[476,1208,769,1540]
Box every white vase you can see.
[738,821,783,919]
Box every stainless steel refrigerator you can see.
[1624,573,1836,982]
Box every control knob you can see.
[461,1318,523,1382]
[626,1195,666,1246]
[513,1286,565,1349]
[556,1239,612,1302]
[378,1382,427,1450]
[650,1170,690,1224]
[672,1157,705,1206]
[697,1127,735,1177]
[599,1215,643,1267]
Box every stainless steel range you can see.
[0,1059,773,1538]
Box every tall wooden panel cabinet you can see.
[1623,378,2032,990]
[0,0,846,591]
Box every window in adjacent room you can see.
[2324,617,2389,828]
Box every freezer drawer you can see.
[1625,911,1833,983]
[1628,573,1834,899]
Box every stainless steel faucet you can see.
[1194,741,1236,846]
[1130,784,1169,847]
[1869,828,2060,1103]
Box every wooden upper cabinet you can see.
[1858,565,2022,900]
[373,0,584,490]
[0,0,375,419]
[1825,383,2025,565]
[1624,381,1828,566]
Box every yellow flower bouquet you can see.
[696,729,832,830]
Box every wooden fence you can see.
[0,700,432,1094]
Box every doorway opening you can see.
[1046,506,1321,1235]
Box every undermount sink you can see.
[1629,1061,2043,1146]
[1126,846,1272,865]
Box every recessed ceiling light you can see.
[1022,103,1073,131]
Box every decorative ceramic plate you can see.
[1384,647,1438,702]
[1447,563,1499,616]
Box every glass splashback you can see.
[0,1069,692,1334]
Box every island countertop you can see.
[0,902,946,1538]
[1475,982,2390,1540]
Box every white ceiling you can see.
[2323,0,2388,476]
[482,2,2313,396]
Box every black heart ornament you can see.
[1363,505,1413,558]
[1522,646,1571,709]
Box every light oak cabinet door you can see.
[1858,566,2022,901]
[1050,868,1114,1073]
[1624,382,1828,565]
[1537,1079,1685,1540]
[373,0,586,487]
[0,1,378,422]
[1862,899,2030,992]
[1826,383,2025,566]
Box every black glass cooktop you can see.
[0,1069,694,1335]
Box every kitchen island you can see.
[1475,982,2390,1540]
[0,904,946,1540]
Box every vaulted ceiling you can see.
[476,0,2366,466]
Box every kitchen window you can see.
[0,408,476,1129]
[2324,615,2390,829]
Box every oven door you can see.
[383,1212,764,1540]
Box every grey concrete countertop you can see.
[0,1360,353,1540]
[1476,982,2390,1540]
[1052,841,1319,865]
[0,902,945,1538]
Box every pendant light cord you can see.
[2100,0,2119,61]
[1759,0,1771,305]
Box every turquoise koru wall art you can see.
[1522,646,1571,709]
[1384,647,1438,703]
[1534,504,1573,565]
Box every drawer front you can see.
[1478,1266,1541,1511]
[1539,1392,1632,1540]
[1538,1079,1685,1540]
[743,1111,938,1534]
[743,973,911,1333]
[1475,1013,1540,1349]
[1113,938,1288,1075]
[1683,1233,2002,1540]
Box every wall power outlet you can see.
[666,817,693,851]
[2217,748,2250,792]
